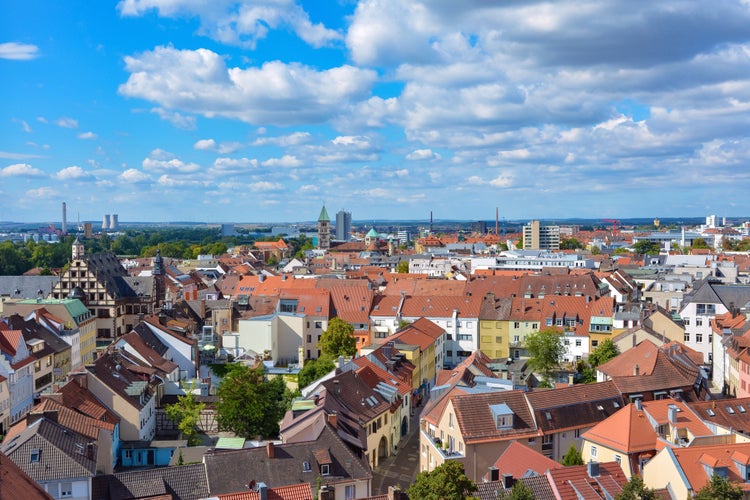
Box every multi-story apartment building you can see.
[522,220,560,251]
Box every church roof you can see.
[318,205,330,222]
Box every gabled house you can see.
[0,322,35,426]
[1,416,98,500]
[389,317,445,396]
[419,387,538,483]
[596,339,708,403]
[141,315,198,379]
[204,424,371,500]
[643,442,750,498]
[526,380,625,461]
[79,349,159,442]
[0,450,53,499]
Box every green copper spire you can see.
[318,205,330,222]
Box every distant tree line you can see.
[0,228,318,275]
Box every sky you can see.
[3,1,750,224]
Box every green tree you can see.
[317,317,356,359]
[616,475,656,500]
[216,364,290,439]
[507,481,534,500]
[406,460,478,500]
[560,238,584,250]
[590,245,601,255]
[691,237,710,249]
[693,474,743,500]
[396,260,409,273]
[525,328,565,383]
[588,338,619,368]
[165,390,205,446]
[632,240,661,255]
[298,357,336,388]
[560,444,584,466]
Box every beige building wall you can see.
[479,319,511,360]
[642,447,691,499]
[581,439,633,478]
[86,373,142,441]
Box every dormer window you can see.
[490,403,514,430]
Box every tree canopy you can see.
[525,327,565,383]
[632,240,661,255]
[216,364,291,439]
[317,317,357,359]
[507,481,534,500]
[406,460,478,500]
[165,390,205,446]
[693,474,743,500]
[588,338,619,368]
[298,357,335,388]
[561,444,584,466]
[615,475,656,500]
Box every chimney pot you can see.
[266,442,275,459]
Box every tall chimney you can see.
[62,202,67,235]
[266,442,275,458]
[633,363,639,376]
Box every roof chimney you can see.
[266,442,275,459]
[502,473,514,489]
[587,461,600,478]
[327,412,338,429]
[633,363,639,376]
[668,405,678,425]
[257,482,268,500]
[333,379,340,394]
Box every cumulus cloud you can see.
[119,46,377,126]
[117,0,341,49]
[261,155,303,168]
[142,149,201,173]
[25,187,55,198]
[119,168,151,183]
[0,163,45,177]
[212,157,258,174]
[55,166,92,180]
[0,42,39,60]
[77,131,98,140]
[406,149,441,161]
[253,132,312,147]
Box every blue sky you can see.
[3,1,750,224]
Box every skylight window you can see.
[302,461,312,472]
[727,407,735,415]
[30,449,40,463]
[740,405,746,413]
[707,409,716,417]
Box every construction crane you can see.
[602,219,620,239]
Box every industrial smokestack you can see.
[62,202,67,235]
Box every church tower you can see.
[71,236,84,260]
[152,248,167,310]
[318,205,330,250]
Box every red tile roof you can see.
[582,403,657,454]
[217,482,313,500]
[667,443,750,493]
[492,440,563,478]
[547,462,627,500]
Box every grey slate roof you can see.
[204,424,371,496]
[0,276,60,299]
[1,418,97,482]
[91,462,210,500]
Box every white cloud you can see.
[117,0,341,49]
[25,187,55,198]
[55,117,78,129]
[119,168,151,183]
[249,181,283,191]
[142,150,201,173]
[406,149,441,161]
[77,131,98,140]
[55,166,92,180]
[0,42,39,60]
[262,155,303,168]
[151,107,196,129]
[298,184,318,193]
[21,120,31,133]
[0,163,45,177]
[253,132,312,147]
[212,157,258,174]
[194,139,216,151]
[119,46,377,126]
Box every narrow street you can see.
[371,407,423,494]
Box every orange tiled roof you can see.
[582,403,657,454]
[218,483,313,500]
[641,399,710,438]
[492,440,563,477]
[667,443,750,493]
